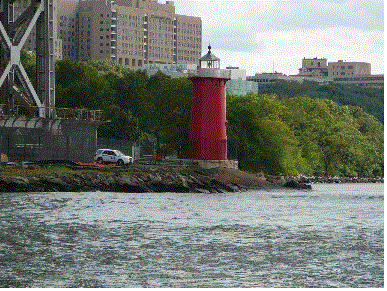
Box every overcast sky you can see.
[173,0,384,76]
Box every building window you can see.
[118,58,122,64]
[125,58,129,65]
[132,59,136,66]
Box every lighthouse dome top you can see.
[199,45,220,69]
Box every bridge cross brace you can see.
[0,0,55,118]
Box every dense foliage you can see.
[258,80,384,124]
[227,94,383,176]
[55,59,192,153]
[20,52,383,176]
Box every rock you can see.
[193,188,211,194]
[284,180,312,190]
[225,183,241,192]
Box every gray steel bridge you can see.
[0,0,55,118]
[0,0,105,163]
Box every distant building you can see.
[226,79,258,96]
[143,63,197,78]
[247,72,284,84]
[247,72,331,85]
[298,57,328,78]
[226,66,246,80]
[56,0,79,61]
[328,60,371,78]
[224,67,258,96]
[298,57,372,79]
[332,74,384,88]
[18,0,202,69]
[62,0,202,69]
[266,57,383,88]
[143,64,258,95]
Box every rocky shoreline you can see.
[0,162,382,194]
[292,175,383,184]
[0,165,313,193]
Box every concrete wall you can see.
[194,159,238,170]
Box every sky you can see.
[172,0,384,76]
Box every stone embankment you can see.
[0,166,311,193]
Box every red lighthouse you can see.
[189,45,230,160]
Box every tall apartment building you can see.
[56,0,202,69]
[328,60,371,78]
[56,0,79,60]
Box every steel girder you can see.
[0,0,55,118]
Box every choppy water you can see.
[0,183,383,287]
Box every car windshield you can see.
[115,151,125,156]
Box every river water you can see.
[0,183,383,287]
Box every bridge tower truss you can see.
[0,0,55,118]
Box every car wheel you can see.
[117,159,124,166]
[97,157,103,164]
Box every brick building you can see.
[16,0,201,69]
[56,0,202,69]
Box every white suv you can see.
[94,149,133,166]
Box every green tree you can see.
[55,60,113,109]
[110,69,149,114]
[138,72,192,154]
[88,58,124,73]
[20,50,37,86]
[227,94,308,175]
[281,96,383,176]
[258,80,384,123]
[97,105,140,141]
